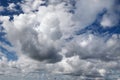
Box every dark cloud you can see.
[21,41,62,63]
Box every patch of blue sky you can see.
[0,0,23,61]
[0,26,17,60]
[0,0,23,17]
[0,46,18,61]
[0,36,12,47]
[0,25,12,46]
[75,8,120,38]
[0,5,23,16]
[0,0,22,7]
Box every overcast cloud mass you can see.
[0,0,120,80]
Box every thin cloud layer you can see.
[0,0,120,78]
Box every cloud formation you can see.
[0,0,120,78]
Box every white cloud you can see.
[73,0,115,29]
[7,3,16,11]
[101,12,119,28]
[100,0,120,28]
[101,15,113,27]
[20,0,44,13]
[0,0,120,78]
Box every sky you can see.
[0,0,120,80]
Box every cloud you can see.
[7,3,16,11]
[0,6,4,11]
[0,13,63,63]
[100,0,120,28]
[0,55,41,76]
[20,0,44,13]
[73,0,115,29]
[0,52,6,58]
[0,0,120,78]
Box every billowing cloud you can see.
[0,0,120,79]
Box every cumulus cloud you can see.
[20,0,44,13]
[100,0,120,28]
[0,0,120,79]
[0,55,41,76]
[7,3,17,11]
